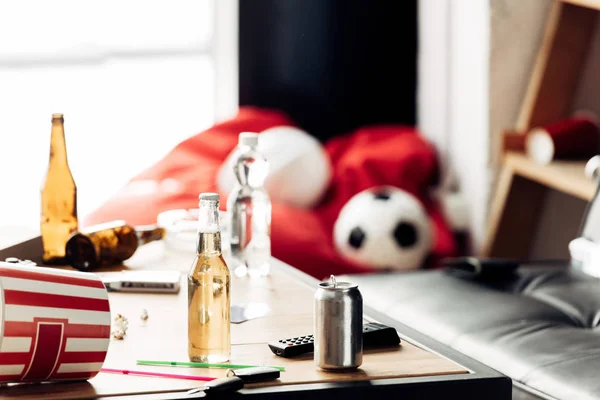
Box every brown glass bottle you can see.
[65,221,166,271]
[41,113,78,264]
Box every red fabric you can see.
[85,107,456,279]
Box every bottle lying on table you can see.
[65,221,165,271]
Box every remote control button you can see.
[287,343,293,346]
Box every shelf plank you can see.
[562,0,600,11]
[504,152,596,200]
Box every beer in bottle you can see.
[41,113,78,264]
[188,193,231,362]
[65,221,166,271]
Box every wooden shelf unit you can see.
[484,0,600,258]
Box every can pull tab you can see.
[329,275,337,288]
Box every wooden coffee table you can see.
[0,237,511,399]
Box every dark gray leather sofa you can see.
[348,265,600,399]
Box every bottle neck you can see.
[49,117,69,166]
[135,224,166,246]
[196,200,221,255]
[197,231,222,255]
[239,144,257,151]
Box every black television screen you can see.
[239,0,417,142]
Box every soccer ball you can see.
[333,187,432,270]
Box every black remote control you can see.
[268,322,401,358]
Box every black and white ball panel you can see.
[333,186,432,270]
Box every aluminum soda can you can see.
[314,275,363,370]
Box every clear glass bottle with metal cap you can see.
[188,193,231,362]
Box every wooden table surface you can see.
[1,241,468,399]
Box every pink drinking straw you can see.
[100,368,216,382]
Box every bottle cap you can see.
[239,132,259,147]
[199,192,220,202]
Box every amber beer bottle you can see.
[41,113,78,264]
[65,221,166,271]
[188,193,231,363]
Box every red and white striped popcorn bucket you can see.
[0,262,110,383]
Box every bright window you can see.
[0,0,216,230]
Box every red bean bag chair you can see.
[84,107,456,278]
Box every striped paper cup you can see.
[0,262,110,383]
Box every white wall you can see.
[213,0,239,121]
[417,0,450,159]
[418,0,491,251]
[0,1,216,229]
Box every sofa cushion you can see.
[345,266,600,399]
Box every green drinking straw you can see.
[136,360,285,371]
